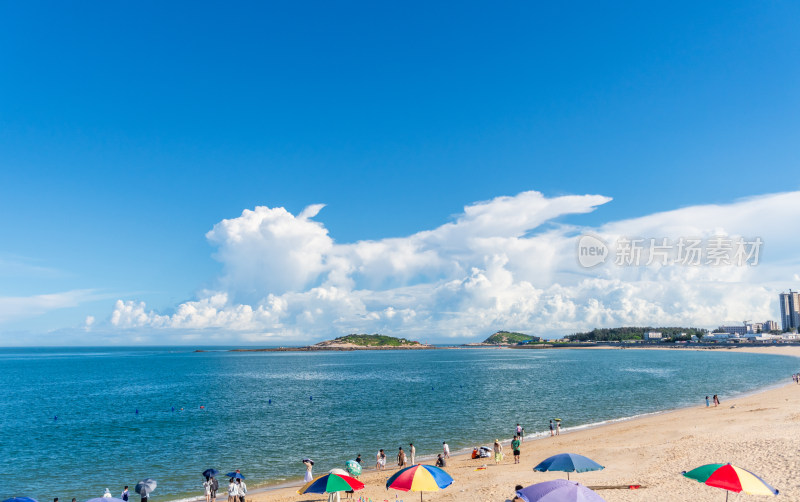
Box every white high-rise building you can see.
[779,291,800,332]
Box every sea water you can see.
[0,346,797,501]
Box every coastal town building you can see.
[779,290,800,332]
[764,320,779,332]
[644,331,662,340]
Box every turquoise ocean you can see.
[1,347,797,501]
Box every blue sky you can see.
[1,2,799,343]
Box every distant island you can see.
[230,333,433,352]
[566,326,705,342]
[481,330,541,345]
[313,334,429,349]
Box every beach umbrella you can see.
[533,453,604,480]
[345,460,362,477]
[329,468,350,476]
[3,498,38,502]
[135,479,157,496]
[516,479,606,502]
[203,468,219,478]
[386,464,453,502]
[297,473,365,495]
[225,472,245,479]
[683,463,779,501]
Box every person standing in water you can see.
[549,420,554,436]
[376,449,386,470]
[409,443,415,465]
[303,459,314,483]
[556,420,561,435]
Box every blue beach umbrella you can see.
[533,453,604,480]
[3,498,38,502]
[226,472,245,479]
[516,480,606,502]
[203,469,219,478]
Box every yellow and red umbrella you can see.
[385,464,453,501]
[683,463,778,501]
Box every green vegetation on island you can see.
[566,326,706,342]
[319,334,424,347]
[483,331,541,344]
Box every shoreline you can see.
[216,345,800,502]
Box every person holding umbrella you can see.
[135,479,156,502]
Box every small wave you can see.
[619,367,676,377]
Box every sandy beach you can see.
[251,346,800,502]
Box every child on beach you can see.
[713,394,720,406]
[376,449,386,470]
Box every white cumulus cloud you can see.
[107,190,800,343]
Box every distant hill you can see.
[483,331,541,344]
[314,334,425,348]
[566,326,706,342]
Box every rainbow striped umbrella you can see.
[297,473,365,495]
[386,464,453,501]
[683,463,779,501]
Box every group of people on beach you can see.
[375,441,447,470]
[705,394,721,407]
[792,373,800,384]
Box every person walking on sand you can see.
[549,419,554,436]
[203,477,212,502]
[303,459,314,483]
[209,476,218,502]
[511,435,521,464]
[705,396,710,407]
[236,478,247,502]
[713,394,720,407]
[409,443,415,465]
[397,447,407,468]
[376,449,386,470]
[227,479,236,502]
[493,439,503,464]
[443,441,450,459]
